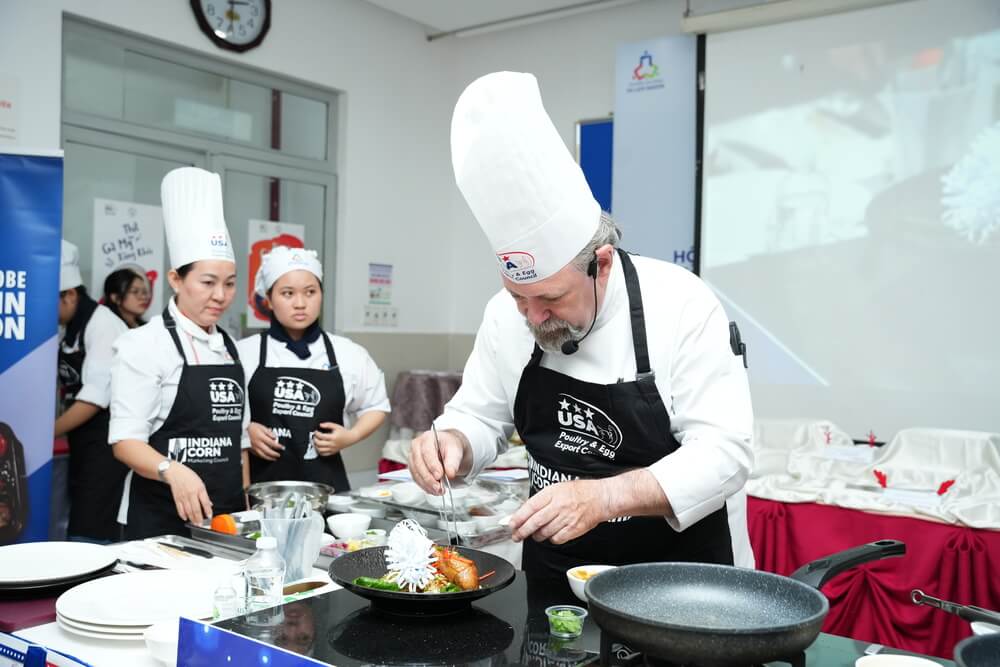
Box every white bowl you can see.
[359,485,394,500]
[318,533,337,547]
[143,618,179,666]
[326,513,371,539]
[436,518,478,536]
[364,528,388,546]
[971,621,1000,635]
[327,495,356,511]
[351,501,387,518]
[566,565,617,602]
[390,482,425,506]
[854,656,940,667]
[424,486,470,510]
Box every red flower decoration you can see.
[873,469,888,488]
[937,479,956,496]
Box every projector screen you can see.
[701,0,1000,439]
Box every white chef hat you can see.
[451,72,600,284]
[254,245,323,296]
[60,240,83,291]
[160,167,235,269]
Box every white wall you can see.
[0,0,688,335]
[0,0,457,333]
[444,0,688,332]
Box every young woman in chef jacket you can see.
[237,246,390,491]
[109,167,249,539]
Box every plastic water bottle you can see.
[245,536,286,613]
[212,577,239,621]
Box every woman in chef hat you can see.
[237,245,389,490]
[110,167,249,539]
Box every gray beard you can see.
[525,316,587,353]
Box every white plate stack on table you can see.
[54,569,216,642]
[0,542,119,595]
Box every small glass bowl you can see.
[545,604,588,639]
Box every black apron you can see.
[247,331,350,491]
[58,305,128,542]
[124,308,246,539]
[513,249,733,598]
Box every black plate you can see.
[0,562,119,600]
[329,546,515,615]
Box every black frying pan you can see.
[329,545,515,615]
[585,539,905,667]
[955,633,1000,667]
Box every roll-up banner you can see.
[0,149,63,543]
[612,36,697,269]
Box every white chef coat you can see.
[60,304,128,408]
[435,252,756,568]
[109,298,250,524]
[236,330,391,449]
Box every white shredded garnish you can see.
[384,519,436,592]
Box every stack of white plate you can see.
[0,542,118,595]
[55,569,216,642]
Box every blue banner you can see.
[0,150,63,544]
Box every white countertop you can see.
[14,539,335,667]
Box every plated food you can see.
[353,545,495,594]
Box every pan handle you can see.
[790,539,906,590]
[912,589,1000,626]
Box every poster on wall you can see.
[0,150,63,543]
[0,77,19,145]
[90,198,165,316]
[612,36,697,269]
[246,219,306,329]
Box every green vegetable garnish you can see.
[353,576,402,591]
[549,609,583,635]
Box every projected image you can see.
[701,0,1000,435]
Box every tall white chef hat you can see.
[254,245,323,297]
[60,240,83,291]
[451,72,600,284]
[160,167,235,269]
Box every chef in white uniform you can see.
[409,72,755,595]
[238,245,390,490]
[55,240,129,542]
[110,167,249,539]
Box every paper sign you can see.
[368,263,393,305]
[91,198,165,315]
[246,219,306,329]
[0,77,19,145]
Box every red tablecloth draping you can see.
[747,497,1000,659]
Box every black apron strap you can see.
[219,327,240,363]
[617,249,653,379]
[259,331,269,367]
[321,333,338,368]
[161,307,189,364]
[527,343,544,368]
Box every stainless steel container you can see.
[246,480,335,512]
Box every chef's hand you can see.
[162,463,213,525]
[313,422,357,456]
[508,479,609,544]
[409,428,470,495]
[248,422,283,461]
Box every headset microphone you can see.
[561,255,599,355]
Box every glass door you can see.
[62,126,207,316]
[210,155,337,337]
